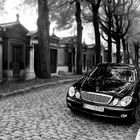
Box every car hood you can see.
[80,78,134,98]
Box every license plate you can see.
[83,104,104,112]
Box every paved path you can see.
[0,83,139,140]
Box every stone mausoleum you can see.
[0,14,107,82]
[0,14,30,81]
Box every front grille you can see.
[81,91,112,104]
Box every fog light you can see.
[112,98,119,106]
[75,92,80,99]
[120,114,127,118]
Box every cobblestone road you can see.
[0,83,140,140]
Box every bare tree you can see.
[100,0,115,63]
[120,0,140,63]
[36,0,51,78]
[83,0,102,65]
[100,0,140,63]
[52,0,83,74]
[75,0,83,74]
[22,0,83,75]
[19,0,58,78]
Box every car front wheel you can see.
[128,109,137,124]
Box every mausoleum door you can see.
[68,52,72,72]
[50,49,57,73]
[12,46,23,78]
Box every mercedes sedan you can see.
[66,63,140,123]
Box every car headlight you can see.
[68,87,75,97]
[120,96,132,107]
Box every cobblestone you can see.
[0,75,82,97]
[0,83,139,139]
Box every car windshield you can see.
[89,66,136,83]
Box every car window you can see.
[98,66,136,83]
[89,66,136,83]
[89,66,101,78]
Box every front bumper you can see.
[66,97,136,119]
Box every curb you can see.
[0,78,76,99]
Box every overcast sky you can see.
[0,0,98,45]
[0,0,37,31]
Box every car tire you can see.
[69,107,76,112]
[128,109,136,124]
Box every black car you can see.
[66,63,140,123]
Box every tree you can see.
[36,0,51,78]
[75,0,83,74]
[120,0,140,64]
[22,0,83,75]
[83,0,102,65]
[22,0,51,78]
[51,0,83,74]
[100,0,140,63]
[112,0,140,63]
[100,0,115,63]
[20,0,56,79]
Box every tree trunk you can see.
[126,42,130,64]
[116,37,121,63]
[75,1,83,75]
[134,42,139,66]
[122,37,129,64]
[108,19,112,63]
[92,5,101,65]
[36,0,51,79]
